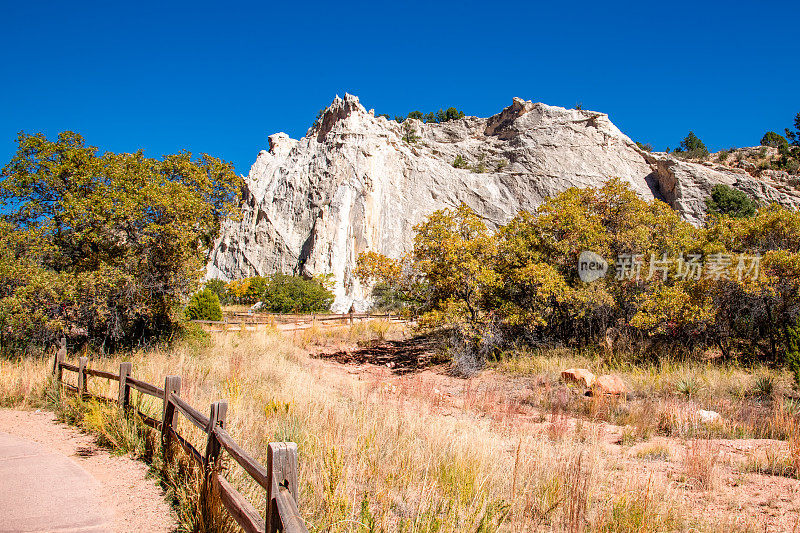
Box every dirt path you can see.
[0,409,176,533]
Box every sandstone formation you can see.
[207,94,800,311]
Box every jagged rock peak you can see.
[308,93,371,139]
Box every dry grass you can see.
[493,347,799,441]
[683,439,720,490]
[296,320,409,348]
[0,330,774,532]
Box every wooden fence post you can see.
[118,362,132,409]
[266,442,299,532]
[201,401,228,525]
[161,376,181,465]
[51,337,66,376]
[78,356,88,396]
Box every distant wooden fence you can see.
[51,338,308,533]
[192,311,405,331]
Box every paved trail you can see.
[0,409,176,533]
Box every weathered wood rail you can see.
[51,338,308,533]
[192,311,405,330]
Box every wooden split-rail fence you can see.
[51,338,308,533]
[192,311,405,331]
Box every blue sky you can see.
[1,0,798,174]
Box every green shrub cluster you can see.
[185,288,222,321]
[673,131,709,159]
[705,184,757,218]
[209,274,334,313]
[395,107,465,124]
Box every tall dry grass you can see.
[0,330,761,532]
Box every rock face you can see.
[207,94,800,311]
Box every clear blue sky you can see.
[1,0,798,174]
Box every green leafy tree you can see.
[413,203,499,323]
[705,184,757,219]
[407,111,424,121]
[761,131,789,151]
[402,121,419,143]
[423,112,436,123]
[675,131,709,159]
[0,131,241,351]
[262,274,334,313]
[185,288,223,321]
[786,325,800,387]
[204,279,227,302]
[784,112,800,146]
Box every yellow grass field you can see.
[1,325,797,532]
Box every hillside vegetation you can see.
[357,178,800,379]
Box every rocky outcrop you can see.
[207,94,800,311]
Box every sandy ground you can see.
[0,409,177,533]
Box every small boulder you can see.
[592,374,628,396]
[561,368,596,388]
[697,409,721,424]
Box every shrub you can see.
[402,121,419,143]
[761,131,789,151]
[674,131,709,159]
[436,108,465,123]
[635,141,653,152]
[705,184,757,219]
[452,155,468,168]
[185,288,222,321]
[204,279,227,302]
[262,274,334,313]
[787,325,800,387]
[0,131,241,351]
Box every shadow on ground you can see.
[315,334,445,374]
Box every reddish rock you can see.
[593,374,628,396]
[561,368,596,388]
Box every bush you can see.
[0,131,241,352]
[185,289,222,321]
[262,274,334,313]
[761,131,789,152]
[787,325,800,388]
[705,184,757,219]
[204,279,227,302]
[452,155,468,168]
[674,131,709,159]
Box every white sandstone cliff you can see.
[207,94,800,311]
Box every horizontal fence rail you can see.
[52,342,307,533]
[192,311,405,328]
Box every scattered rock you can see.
[697,409,721,424]
[561,368,596,388]
[592,374,628,396]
